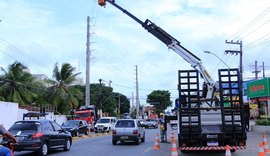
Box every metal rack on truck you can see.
[178,69,246,151]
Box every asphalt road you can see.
[13,128,268,156]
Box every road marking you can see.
[144,147,152,152]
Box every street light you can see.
[204,51,230,69]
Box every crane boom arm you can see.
[98,0,216,98]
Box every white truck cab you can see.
[94,117,117,133]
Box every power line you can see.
[227,7,270,40]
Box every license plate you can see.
[207,142,218,146]
[120,136,128,139]
[16,136,24,141]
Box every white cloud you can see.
[0,0,270,105]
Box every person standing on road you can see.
[0,124,17,156]
[243,104,250,132]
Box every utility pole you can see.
[98,78,102,118]
[118,93,121,115]
[252,61,260,79]
[135,65,140,119]
[108,80,112,87]
[85,16,91,106]
[225,40,243,87]
[262,62,265,78]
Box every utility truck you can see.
[73,105,96,132]
[98,0,247,152]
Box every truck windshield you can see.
[74,113,91,118]
[97,119,110,123]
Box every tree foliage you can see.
[0,61,36,105]
[146,90,172,115]
[0,61,131,116]
[46,63,83,114]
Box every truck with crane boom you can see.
[98,0,247,152]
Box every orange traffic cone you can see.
[153,133,160,150]
[262,135,270,154]
[225,145,231,156]
[171,140,178,156]
[259,142,266,156]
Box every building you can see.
[247,78,270,118]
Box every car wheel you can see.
[141,133,145,143]
[135,137,140,145]
[112,139,117,145]
[38,142,48,156]
[85,129,89,135]
[64,138,71,151]
[75,130,79,137]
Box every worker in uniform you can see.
[159,113,167,143]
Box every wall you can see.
[0,101,67,129]
[0,101,19,129]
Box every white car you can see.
[94,117,117,133]
[112,119,145,145]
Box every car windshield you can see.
[62,120,80,126]
[115,120,135,128]
[74,113,91,118]
[97,119,110,123]
[9,122,39,131]
[146,119,156,122]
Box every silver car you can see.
[112,119,145,145]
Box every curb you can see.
[251,125,270,133]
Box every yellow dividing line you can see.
[73,132,112,141]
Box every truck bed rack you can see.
[177,69,246,150]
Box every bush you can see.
[256,119,270,126]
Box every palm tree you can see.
[0,61,36,105]
[46,63,83,114]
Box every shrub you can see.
[256,119,270,126]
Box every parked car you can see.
[61,120,89,136]
[1,120,72,156]
[137,119,146,128]
[145,118,158,129]
[94,117,117,133]
[122,113,131,119]
[112,119,145,145]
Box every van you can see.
[94,117,117,133]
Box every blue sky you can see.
[0,0,270,107]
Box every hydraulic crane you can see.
[98,0,216,99]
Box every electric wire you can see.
[227,6,270,40]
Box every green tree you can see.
[112,92,130,116]
[46,63,83,114]
[146,90,172,115]
[0,61,36,105]
[89,83,117,116]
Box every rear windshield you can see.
[9,122,40,131]
[62,120,80,126]
[115,120,135,128]
[97,119,110,123]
